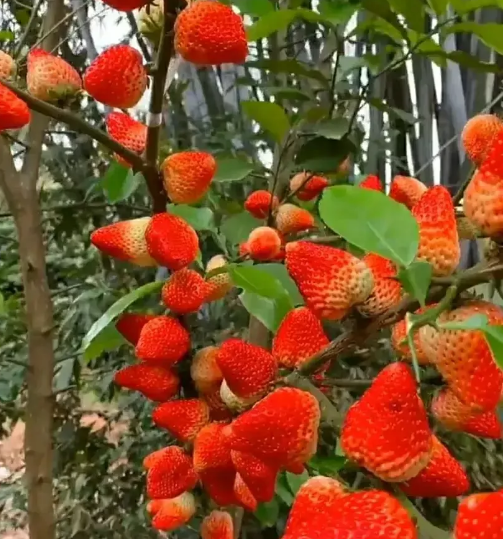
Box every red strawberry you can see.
[174,1,248,66]
[480,125,503,177]
[153,398,210,442]
[275,204,315,235]
[135,315,190,365]
[193,423,234,473]
[285,241,374,321]
[231,450,278,503]
[90,217,156,266]
[357,253,402,317]
[391,307,431,365]
[145,213,199,270]
[202,387,233,422]
[462,114,503,165]
[244,190,279,219]
[225,387,320,471]
[161,269,211,314]
[290,172,329,201]
[201,510,234,539]
[234,473,258,511]
[0,83,31,131]
[238,242,249,257]
[27,48,81,102]
[205,255,233,302]
[0,51,15,79]
[216,338,277,399]
[106,112,147,168]
[412,185,460,276]
[359,174,383,191]
[115,313,156,345]
[83,45,147,108]
[146,446,198,499]
[247,226,282,261]
[389,175,427,209]
[162,151,216,204]
[190,346,223,394]
[148,492,196,532]
[432,388,502,439]
[272,307,329,369]
[398,435,469,497]
[454,490,503,539]
[114,364,179,402]
[101,0,150,11]
[199,468,238,506]
[341,363,432,481]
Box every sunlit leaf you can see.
[214,157,254,183]
[398,261,433,306]
[242,101,290,143]
[167,204,215,231]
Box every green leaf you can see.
[387,0,425,33]
[0,30,15,42]
[319,186,419,266]
[445,22,503,55]
[101,163,142,203]
[308,454,347,475]
[239,293,283,332]
[275,474,295,506]
[231,0,274,16]
[167,204,215,231]
[255,499,280,527]
[318,0,358,26]
[246,59,329,86]
[286,469,310,496]
[255,263,304,306]
[426,0,448,15]
[398,492,451,539]
[214,157,254,182]
[426,50,502,73]
[398,261,433,306]
[242,101,290,144]
[221,211,262,246]
[83,325,125,362]
[246,10,297,41]
[229,265,291,300]
[310,118,350,140]
[367,97,418,124]
[81,282,163,358]
[451,0,503,15]
[295,136,354,173]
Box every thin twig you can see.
[14,0,44,58]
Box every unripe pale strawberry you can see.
[454,490,503,539]
[0,83,31,131]
[115,313,156,345]
[106,112,147,168]
[190,346,223,394]
[205,255,233,301]
[412,186,460,276]
[162,151,216,204]
[0,51,16,79]
[275,203,315,235]
[359,174,382,191]
[247,226,282,261]
[175,1,248,65]
[285,241,374,320]
[244,190,279,219]
[102,0,150,10]
[27,48,81,102]
[219,379,258,412]
[389,175,427,209]
[234,473,257,511]
[462,113,503,165]
[148,492,196,532]
[153,398,210,442]
[114,363,179,402]
[90,217,156,266]
[162,269,211,314]
[83,45,147,108]
[145,213,199,270]
[289,172,329,201]
[231,450,278,503]
[201,510,234,539]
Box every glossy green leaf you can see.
[311,118,350,140]
[319,0,358,25]
[231,0,274,16]
[398,261,433,306]
[221,211,262,246]
[295,136,354,173]
[319,186,419,266]
[425,50,502,73]
[255,498,280,527]
[246,59,329,86]
[0,30,15,42]
[247,10,297,41]
[426,0,448,15]
[83,325,125,362]
[445,22,503,55]
[367,97,418,124]
[101,163,142,203]
[276,474,295,506]
[242,101,290,143]
[387,0,425,33]
[214,157,254,182]
[286,469,310,496]
[451,0,503,15]
[254,263,304,306]
[167,204,215,231]
[308,454,347,475]
[229,265,291,300]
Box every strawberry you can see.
[480,125,503,177]
[83,45,147,108]
[148,492,196,532]
[153,398,210,442]
[234,473,258,511]
[231,450,278,503]
[454,490,503,539]
[190,346,223,394]
[219,379,257,412]
[146,446,198,499]
[411,186,460,276]
[135,315,190,365]
[244,190,279,219]
[202,387,233,422]
[247,226,282,261]
[359,174,382,191]
[105,112,147,168]
[90,217,156,266]
[289,172,329,201]
[145,213,199,270]
[225,387,320,471]
[389,175,427,209]
[398,435,469,497]
[238,242,249,257]
[174,1,248,66]
[432,388,503,439]
[27,48,81,102]
[161,268,211,314]
[193,423,234,473]
[285,241,374,320]
[275,204,315,235]
[272,307,329,369]
[115,313,156,345]
[462,114,503,165]
[341,363,432,482]
[201,511,234,539]
[205,255,233,302]
[422,300,503,411]
[162,151,216,204]
[114,363,179,402]
[0,51,15,79]
[102,0,150,10]
[391,308,431,365]
[0,83,31,131]
[199,468,238,506]
[216,338,277,399]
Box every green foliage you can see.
[241,101,291,143]
[167,204,215,231]
[214,156,254,183]
[398,261,433,306]
[220,211,262,246]
[101,163,142,203]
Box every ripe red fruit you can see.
[90,217,156,266]
[205,255,233,302]
[398,436,469,497]
[389,175,427,209]
[193,423,234,473]
[162,151,216,204]
[201,510,234,539]
[275,204,315,235]
[289,172,329,201]
[247,226,282,261]
[341,363,432,482]
[135,315,190,365]
[216,338,277,399]
[145,213,199,270]
[148,492,196,532]
[114,364,179,402]
[161,269,211,314]
[391,307,431,365]
[234,473,257,511]
[106,112,147,167]
[231,450,278,503]
[115,313,156,345]
[146,446,198,499]
[412,185,460,276]
[462,114,503,165]
[244,190,279,219]
[199,468,238,506]
[359,174,382,191]
[272,307,329,369]
[101,0,150,10]
[83,45,147,108]
[454,490,503,539]
[0,83,31,131]
[202,387,233,422]
[0,51,15,79]
[285,241,374,320]
[153,398,210,442]
[175,1,248,65]
[479,126,503,177]
[190,346,223,394]
[27,48,81,102]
